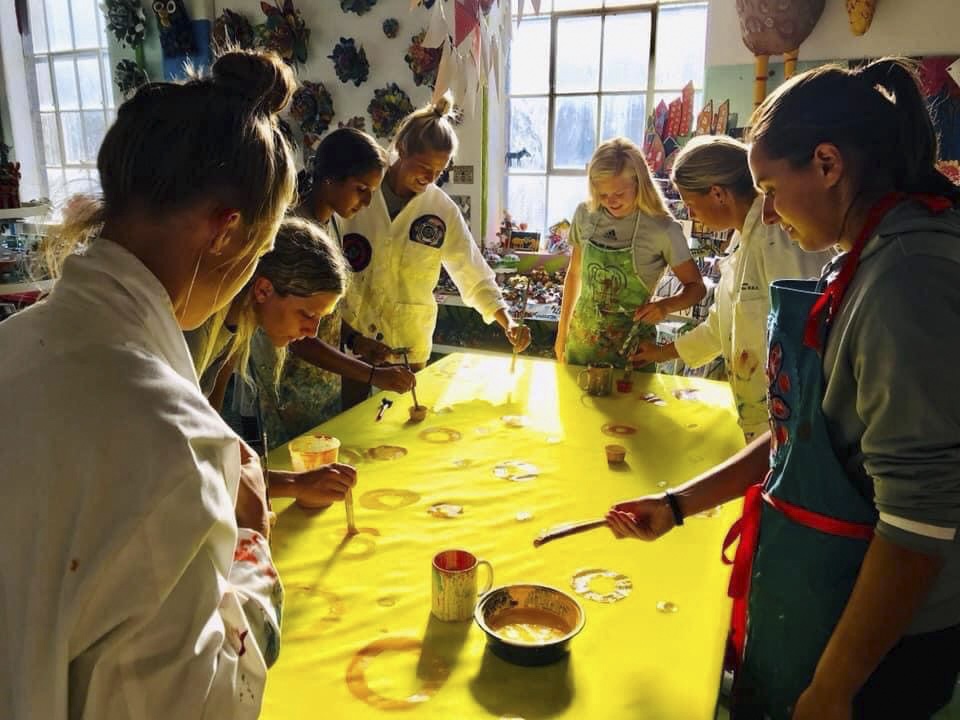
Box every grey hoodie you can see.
[822,200,960,633]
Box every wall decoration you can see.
[846,0,878,36]
[451,165,474,184]
[339,116,367,131]
[291,81,335,147]
[213,9,255,49]
[368,83,414,139]
[449,194,471,223]
[341,0,377,15]
[735,0,825,108]
[256,0,310,68]
[101,0,146,48]
[115,59,150,96]
[405,29,442,88]
[382,18,399,39]
[329,37,370,87]
[152,0,196,57]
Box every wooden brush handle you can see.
[533,518,608,548]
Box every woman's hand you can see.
[373,365,417,393]
[629,341,665,367]
[292,463,358,509]
[606,495,676,541]
[505,323,532,353]
[633,299,669,325]
[236,440,271,539]
[352,335,393,365]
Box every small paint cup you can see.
[605,444,627,464]
[616,379,633,393]
[409,405,428,423]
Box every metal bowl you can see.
[474,584,585,666]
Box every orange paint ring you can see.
[602,423,638,437]
[418,427,462,443]
[360,489,421,511]
[287,587,345,636]
[345,636,449,710]
[367,445,409,461]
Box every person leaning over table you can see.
[630,135,834,440]
[338,92,530,407]
[185,217,358,507]
[607,58,960,720]
[554,137,706,368]
[0,49,311,718]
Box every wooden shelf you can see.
[0,205,50,220]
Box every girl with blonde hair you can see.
[630,135,833,439]
[339,93,530,384]
[555,137,705,367]
[0,49,317,717]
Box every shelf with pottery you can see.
[0,204,50,220]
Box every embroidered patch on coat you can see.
[409,215,446,248]
[342,233,373,272]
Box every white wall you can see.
[707,0,960,66]
[213,0,488,243]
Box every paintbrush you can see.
[510,277,530,374]
[400,350,420,409]
[375,397,393,421]
[532,518,608,548]
[261,429,277,530]
[345,488,357,536]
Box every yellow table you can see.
[263,353,744,719]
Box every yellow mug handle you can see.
[476,559,494,595]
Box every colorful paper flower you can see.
[340,0,377,15]
[405,29,442,89]
[101,0,146,48]
[368,83,414,139]
[255,0,310,67]
[213,8,255,49]
[328,37,369,87]
[291,81,335,136]
[114,58,149,96]
[382,18,399,38]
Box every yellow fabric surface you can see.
[262,353,745,719]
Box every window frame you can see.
[506,0,708,239]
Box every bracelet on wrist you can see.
[664,490,684,527]
[367,363,377,386]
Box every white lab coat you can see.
[674,198,834,439]
[339,183,506,364]
[0,239,282,719]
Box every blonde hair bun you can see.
[211,50,296,116]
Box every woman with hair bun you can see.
[0,49,298,718]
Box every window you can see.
[24,0,114,202]
[506,0,708,244]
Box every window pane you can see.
[45,0,74,51]
[40,112,62,166]
[509,18,550,95]
[602,12,650,91]
[77,55,103,109]
[547,175,587,228]
[553,94,597,169]
[35,59,55,111]
[27,0,48,53]
[47,168,67,204]
[506,176,547,239]
[508,97,548,172]
[553,0,601,9]
[83,110,106,162]
[654,3,707,89]
[61,111,86,164]
[556,16,601,93]
[70,0,99,48]
[53,58,80,110]
[601,94,646,146]
[101,53,116,108]
[65,168,97,195]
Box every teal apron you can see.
[722,194,953,719]
[564,223,656,369]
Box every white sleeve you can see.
[441,207,507,323]
[757,224,834,284]
[75,448,283,720]
[674,301,722,368]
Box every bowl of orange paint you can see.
[474,584,585,666]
